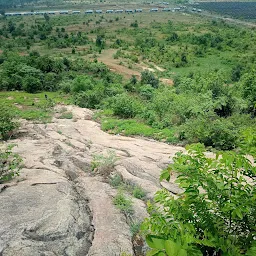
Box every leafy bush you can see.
[71,75,93,93]
[142,144,256,256]
[141,70,159,89]
[74,89,104,109]
[0,144,22,183]
[0,105,19,140]
[181,117,238,150]
[138,84,155,100]
[22,76,42,93]
[60,81,71,93]
[111,93,142,118]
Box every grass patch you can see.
[109,174,147,200]
[132,185,146,199]
[0,91,71,122]
[58,112,73,119]
[113,190,134,215]
[100,116,178,143]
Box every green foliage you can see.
[96,35,105,49]
[101,116,177,143]
[181,116,238,150]
[0,144,22,183]
[0,104,19,140]
[130,221,141,237]
[111,93,142,118]
[22,76,42,93]
[113,190,134,215]
[142,144,256,256]
[141,70,159,89]
[240,70,256,116]
[239,127,256,157]
[109,173,123,188]
[132,185,146,199]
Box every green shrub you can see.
[142,144,256,256]
[181,117,238,150]
[22,76,42,93]
[111,93,142,118]
[138,84,155,100]
[71,75,93,93]
[0,105,19,140]
[74,89,104,109]
[60,81,71,93]
[141,70,159,89]
[0,144,22,183]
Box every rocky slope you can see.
[0,105,184,256]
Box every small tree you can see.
[96,35,105,49]
[141,70,159,89]
[142,144,256,256]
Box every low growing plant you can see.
[132,185,146,199]
[109,173,123,187]
[58,111,73,119]
[113,190,134,216]
[0,144,22,183]
[91,150,118,177]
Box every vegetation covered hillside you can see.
[0,6,256,256]
[1,10,255,150]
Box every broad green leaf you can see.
[146,235,165,250]
[147,248,162,256]
[235,208,243,219]
[177,249,187,256]
[160,169,170,182]
[165,240,179,256]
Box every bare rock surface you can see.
[0,105,183,256]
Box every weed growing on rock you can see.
[130,221,141,238]
[109,174,147,200]
[0,144,22,183]
[109,173,123,187]
[91,150,118,177]
[113,190,134,216]
[132,185,146,199]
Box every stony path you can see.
[0,105,183,256]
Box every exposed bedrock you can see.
[0,105,183,255]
